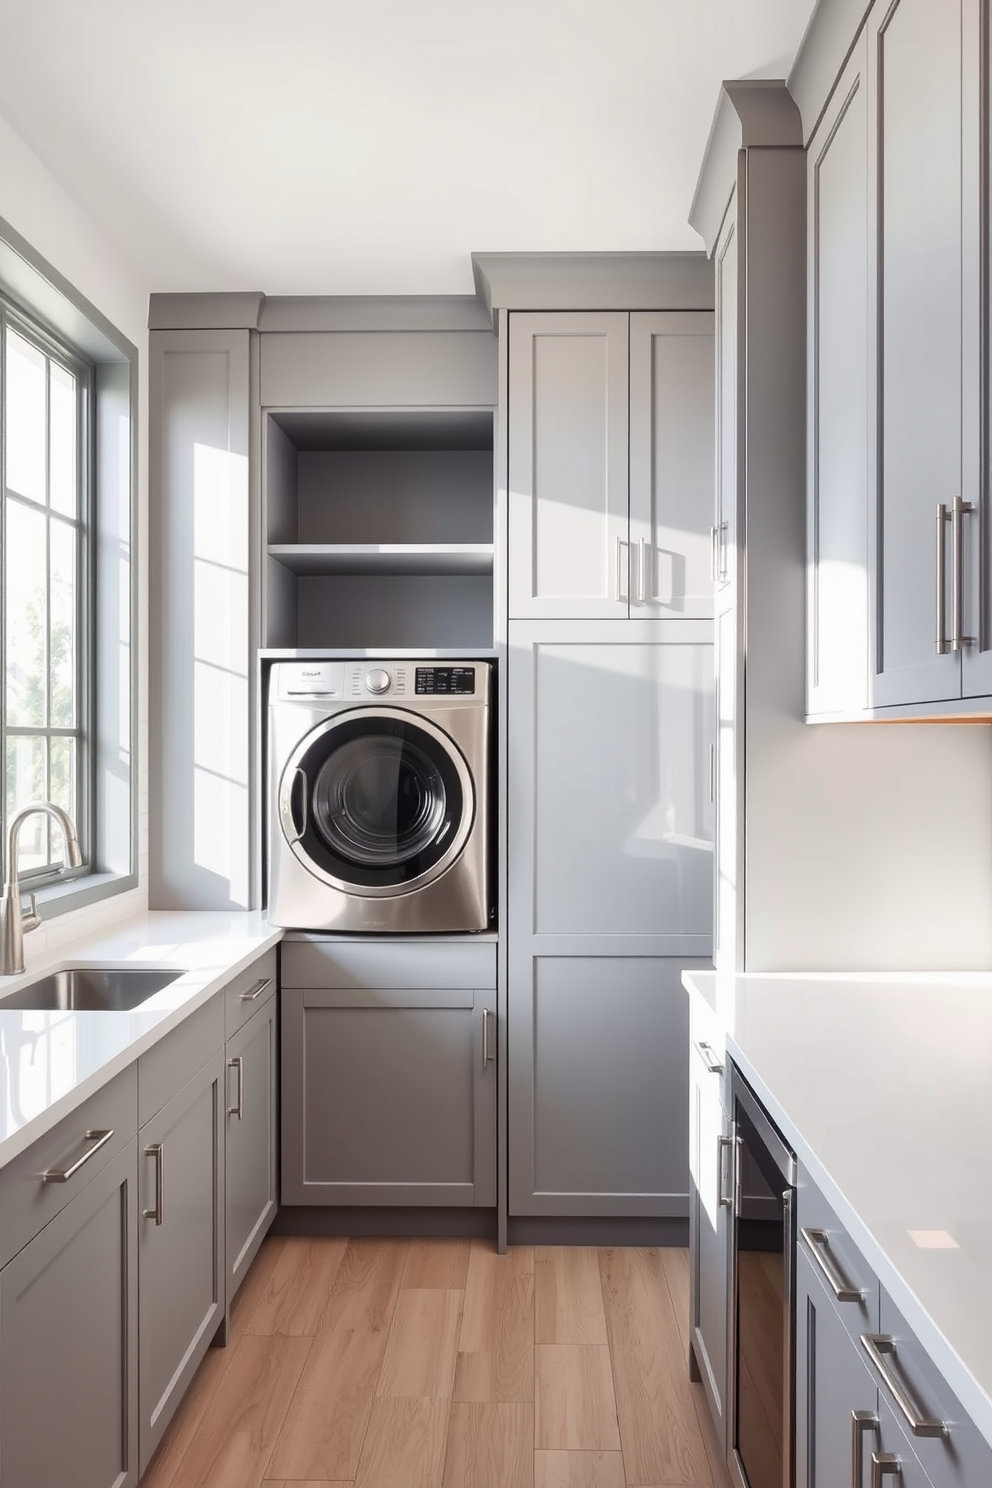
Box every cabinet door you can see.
[688,1037,730,1444]
[806,39,871,716]
[281,986,496,1207]
[714,202,740,593]
[138,1054,224,1476]
[795,1247,879,1488]
[508,956,709,1217]
[713,599,740,972]
[508,625,714,943]
[508,312,630,618]
[0,1142,138,1488]
[225,994,278,1297]
[870,0,963,706]
[629,312,715,619]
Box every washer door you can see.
[278,708,475,896]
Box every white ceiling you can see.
[0,0,817,297]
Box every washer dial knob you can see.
[365,668,391,695]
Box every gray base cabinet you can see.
[225,993,278,1294]
[0,1141,139,1488]
[687,1009,730,1447]
[138,1053,225,1476]
[281,939,497,1207]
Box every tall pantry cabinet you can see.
[473,257,717,1233]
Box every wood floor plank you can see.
[402,1237,471,1289]
[228,1236,289,1344]
[266,1318,390,1480]
[164,1334,311,1488]
[442,1401,535,1488]
[376,1287,464,1399]
[599,1247,716,1487]
[353,1396,449,1488]
[660,1247,691,1357]
[534,1450,626,1488]
[453,1240,534,1403]
[535,1345,621,1451]
[246,1236,349,1337]
[318,1236,410,1333]
[535,1246,609,1345]
[139,1344,235,1488]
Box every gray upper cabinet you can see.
[508,311,714,620]
[713,208,740,596]
[0,1142,139,1488]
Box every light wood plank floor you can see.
[141,1238,731,1488]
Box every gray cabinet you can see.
[795,1246,878,1488]
[225,991,278,1296]
[0,1141,138,1488]
[507,622,713,1218]
[138,1051,225,1476]
[687,1012,731,1447]
[280,938,496,1208]
[507,311,714,620]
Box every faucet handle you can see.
[20,893,40,933]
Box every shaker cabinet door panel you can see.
[795,1247,878,1488]
[688,1037,729,1441]
[508,312,630,618]
[629,312,715,619]
[225,996,278,1296]
[714,209,740,592]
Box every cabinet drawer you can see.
[796,1171,878,1344]
[867,1288,992,1487]
[0,1065,137,1265]
[281,937,496,990]
[138,996,225,1127]
[689,995,728,1114]
[224,948,278,1040]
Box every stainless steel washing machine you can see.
[266,659,492,932]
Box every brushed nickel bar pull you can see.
[240,976,273,1003]
[143,1143,164,1226]
[717,1134,734,1208]
[615,537,629,602]
[951,496,975,652]
[710,524,720,582]
[801,1227,865,1302]
[853,1411,878,1488]
[936,503,949,654]
[860,1334,948,1437]
[637,538,648,604]
[871,1454,901,1488]
[482,1007,493,1068]
[693,1039,724,1074]
[227,1056,244,1119]
[709,743,716,805]
[42,1127,114,1183]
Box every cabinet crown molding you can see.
[148,292,490,334]
[471,252,713,320]
[788,0,874,145]
[689,80,803,255]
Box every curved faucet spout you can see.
[1,802,83,975]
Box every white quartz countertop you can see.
[0,911,283,1168]
[682,968,992,1449]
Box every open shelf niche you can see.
[263,407,495,650]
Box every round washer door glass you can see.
[281,710,474,893]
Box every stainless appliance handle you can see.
[801,1226,865,1303]
[860,1334,948,1438]
[143,1142,164,1225]
[287,767,309,844]
[717,1134,734,1208]
[951,496,975,652]
[871,1454,901,1488]
[227,1056,244,1119]
[936,502,949,654]
[482,1007,493,1068]
[240,976,273,1003]
[42,1128,114,1183]
[852,1410,878,1488]
[693,1039,724,1075]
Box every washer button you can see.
[365,668,391,695]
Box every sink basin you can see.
[0,966,187,1012]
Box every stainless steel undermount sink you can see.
[0,966,187,1012]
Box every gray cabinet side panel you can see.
[149,329,253,909]
[259,331,497,408]
[0,1142,138,1488]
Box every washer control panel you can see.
[274,661,489,704]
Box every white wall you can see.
[0,107,151,960]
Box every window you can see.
[1,305,91,883]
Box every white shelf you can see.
[267,543,495,577]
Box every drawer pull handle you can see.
[240,976,273,1003]
[42,1127,114,1183]
[693,1040,724,1074]
[227,1055,245,1119]
[852,1410,878,1488]
[143,1143,165,1226]
[871,1453,901,1488]
[801,1226,865,1303]
[482,1007,493,1068]
[860,1334,948,1438]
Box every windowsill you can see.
[27,870,139,920]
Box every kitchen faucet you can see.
[0,803,83,975]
